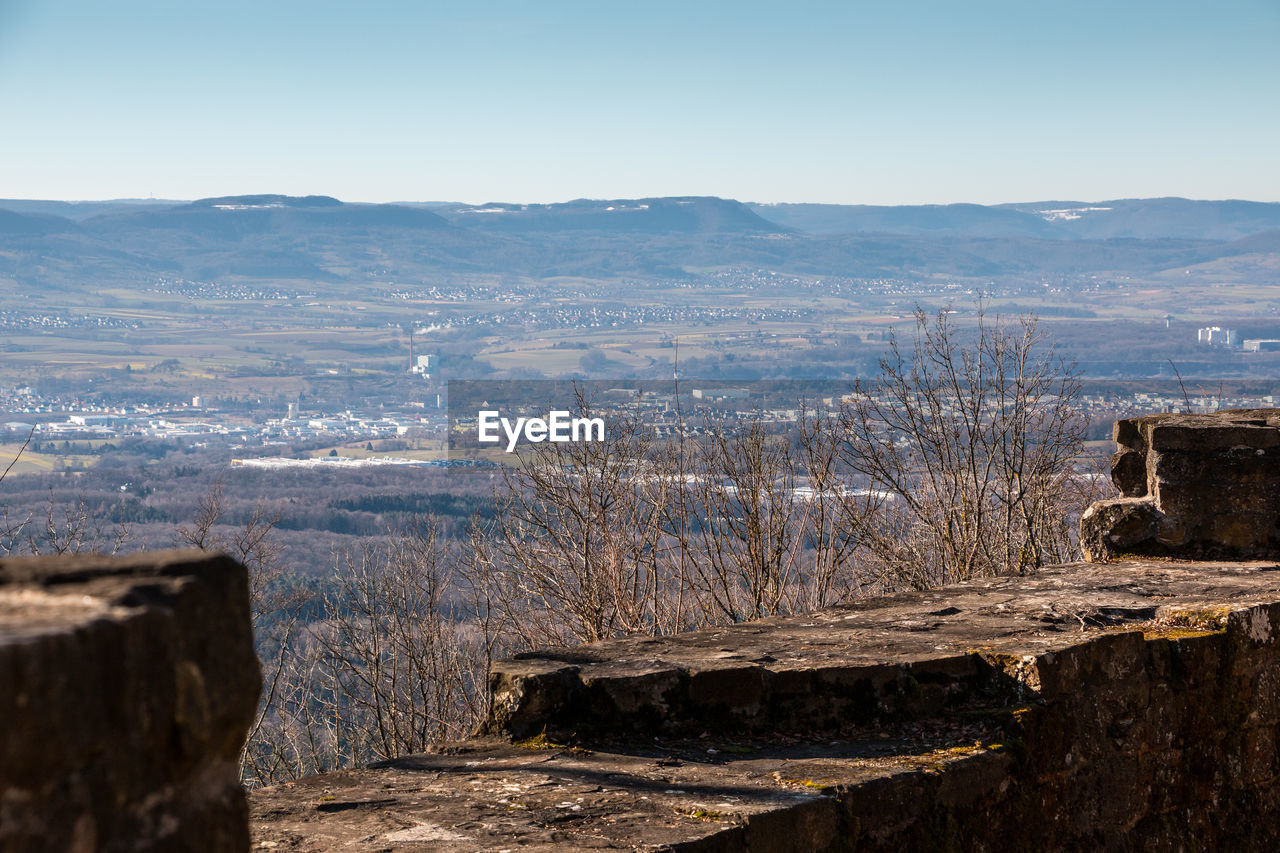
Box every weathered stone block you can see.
[0,550,260,853]
[1080,497,1163,561]
[1111,448,1147,496]
[1113,417,1144,449]
[1148,422,1280,452]
[1084,410,1280,560]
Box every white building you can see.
[1197,327,1239,346]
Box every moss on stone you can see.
[512,731,565,751]
[773,774,838,793]
[677,807,734,822]
[1143,605,1233,639]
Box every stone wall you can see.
[0,550,260,853]
[1082,409,1280,561]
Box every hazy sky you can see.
[1,0,1276,205]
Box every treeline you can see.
[0,462,497,572]
[329,492,496,520]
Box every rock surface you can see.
[0,550,260,853]
[251,557,1280,851]
[1082,409,1280,561]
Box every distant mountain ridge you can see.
[0,194,1277,286]
[998,198,1280,241]
[79,196,454,242]
[750,198,1280,241]
[0,198,184,221]
[746,203,1062,239]
[186,194,344,209]
[435,196,784,235]
[6,194,1277,240]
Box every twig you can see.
[1,427,34,482]
[1167,360,1193,409]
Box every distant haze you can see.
[0,1,1276,204]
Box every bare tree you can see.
[309,520,485,765]
[836,306,1086,590]
[0,430,134,557]
[792,402,860,609]
[478,391,667,646]
[13,489,131,557]
[235,522,489,784]
[0,427,147,559]
[677,413,801,623]
[472,393,864,641]
[455,517,520,726]
[0,429,31,554]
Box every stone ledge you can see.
[484,558,1280,741]
[1,550,260,853]
[250,558,1280,851]
[251,735,1014,852]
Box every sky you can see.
[0,0,1277,205]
